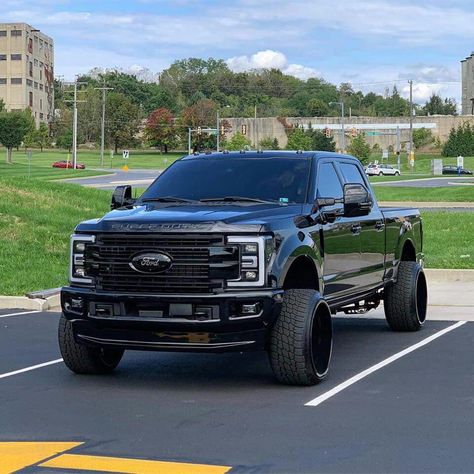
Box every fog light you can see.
[241,303,260,315]
[70,297,83,309]
[245,271,257,280]
[75,242,86,252]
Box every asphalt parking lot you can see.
[1,306,473,473]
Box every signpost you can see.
[26,150,32,178]
[122,150,129,172]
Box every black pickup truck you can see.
[60,151,427,385]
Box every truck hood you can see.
[76,203,303,233]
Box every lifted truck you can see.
[60,151,427,385]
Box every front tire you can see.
[58,314,124,374]
[269,289,332,385]
[384,261,428,331]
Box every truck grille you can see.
[85,234,239,294]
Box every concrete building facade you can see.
[0,23,54,126]
[461,52,474,115]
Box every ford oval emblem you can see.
[129,252,172,274]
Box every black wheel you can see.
[379,171,384,176]
[269,289,332,385]
[58,314,124,374]
[395,171,400,176]
[384,261,428,331]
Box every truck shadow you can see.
[77,318,446,392]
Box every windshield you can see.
[139,157,311,204]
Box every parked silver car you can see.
[366,163,401,176]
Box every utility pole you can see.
[329,101,345,152]
[408,79,414,155]
[94,84,114,166]
[64,79,86,169]
[254,104,258,148]
[216,109,220,152]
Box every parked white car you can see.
[365,163,401,176]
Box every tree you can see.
[442,123,474,157]
[224,132,251,151]
[0,99,5,112]
[0,110,34,163]
[286,128,312,150]
[308,129,336,151]
[413,128,433,150]
[145,107,175,153]
[181,99,218,151]
[105,92,141,153]
[259,137,279,149]
[422,94,457,116]
[347,134,371,164]
[306,98,329,117]
[55,128,74,152]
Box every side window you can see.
[339,162,366,186]
[317,162,343,199]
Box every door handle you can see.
[375,221,385,231]
[351,224,362,235]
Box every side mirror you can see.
[111,185,135,210]
[343,183,372,217]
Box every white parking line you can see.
[0,359,63,380]
[305,321,467,407]
[0,310,40,319]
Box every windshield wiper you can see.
[141,196,197,203]
[199,196,279,204]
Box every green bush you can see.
[442,123,474,157]
[308,129,335,152]
[286,128,312,150]
[347,134,371,164]
[259,137,279,150]
[224,131,251,151]
[413,128,433,149]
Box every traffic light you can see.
[241,124,247,135]
[197,126,202,135]
[351,127,357,137]
[220,124,225,135]
[324,128,331,138]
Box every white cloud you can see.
[227,49,319,80]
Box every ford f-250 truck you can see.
[60,151,427,385]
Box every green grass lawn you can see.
[3,148,184,171]
[0,177,472,295]
[374,186,474,202]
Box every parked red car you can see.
[52,160,86,170]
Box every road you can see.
[62,169,161,190]
[1,298,473,473]
[373,176,474,187]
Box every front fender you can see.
[270,231,323,290]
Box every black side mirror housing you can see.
[111,185,135,210]
[343,183,372,217]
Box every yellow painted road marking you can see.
[0,442,82,474]
[40,453,232,474]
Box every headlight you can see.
[227,236,274,287]
[70,234,95,284]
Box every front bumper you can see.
[61,287,283,352]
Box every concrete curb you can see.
[0,293,60,311]
[424,268,474,283]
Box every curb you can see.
[0,293,60,311]
[424,269,474,283]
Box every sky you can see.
[2,0,473,104]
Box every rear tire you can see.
[379,171,384,176]
[58,314,124,374]
[269,289,332,385]
[384,261,428,331]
